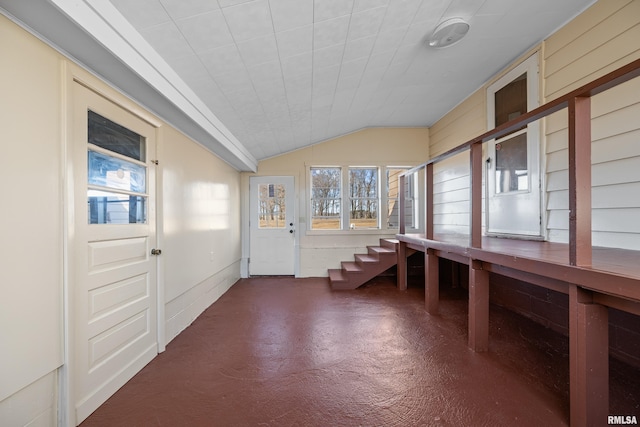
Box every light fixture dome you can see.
[428,18,470,48]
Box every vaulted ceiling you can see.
[1,0,595,171]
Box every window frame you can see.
[308,164,422,234]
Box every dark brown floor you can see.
[81,276,640,427]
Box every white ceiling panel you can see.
[237,34,279,66]
[312,44,345,69]
[314,0,354,22]
[347,7,386,40]
[343,36,376,62]
[34,0,596,167]
[175,10,233,53]
[159,0,220,20]
[139,21,192,61]
[269,0,313,32]
[200,44,244,76]
[275,25,313,58]
[223,0,273,41]
[313,15,350,50]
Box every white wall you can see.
[0,12,63,414]
[161,125,241,344]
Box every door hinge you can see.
[151,160,159,165]
[151,248,162,255]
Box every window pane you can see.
[403,172,418,229]
[258,183,285,228]
[311,167,341,230]
[349,168,378,229]
[88,190,146,224]
[88,150,146,193]
[494,73,527,128]
[88,110,145,161]
[495,133,528,194]
[386,168,404,228]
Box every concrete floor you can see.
[81,276,639,426]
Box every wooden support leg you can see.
[468,260,489,352]
[397,241,407,291]
[425,249,439,314]
[569,285,609,427]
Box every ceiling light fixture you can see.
[428,18,470,48]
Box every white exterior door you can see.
[486,53,543,238]
[73,83,158,424]
[249,176,295,275]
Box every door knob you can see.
[151,248,162,255]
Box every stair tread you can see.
[328,268,347,281]
[370,246,395,253]
[342,261,364,273]
[355,254,378,263]
[380,238,399,248]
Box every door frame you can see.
[485,52,545,239]
[246,175,298,277]
[61,63,165,426]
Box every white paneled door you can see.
[249,176,295,275]
[73,83,158,424]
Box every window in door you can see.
[494,72,529,194]
[258,183,286,228]
[486,53,542,237]
[87,110,147,224]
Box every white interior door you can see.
[249,176,295,275]
[486,53,542,238]
[73,83,158,424]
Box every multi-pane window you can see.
[311,166,418,232]
[349,168,378,229]
[87,111,147,224]
[311,167,341,230]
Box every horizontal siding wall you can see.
[543,0,640,249]
[429,88,486,236]
[433,153,471,235]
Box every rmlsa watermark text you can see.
[608,415,638,425]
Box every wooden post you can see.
[398,174,406,235]
[470,143,483,248]
[397,173,407,291]
[425,249,439,314]
[468,260,489,351]
[426,163,434,240]
[568,96,592,266]
[569,285,608,427]
[397,241,407,291]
